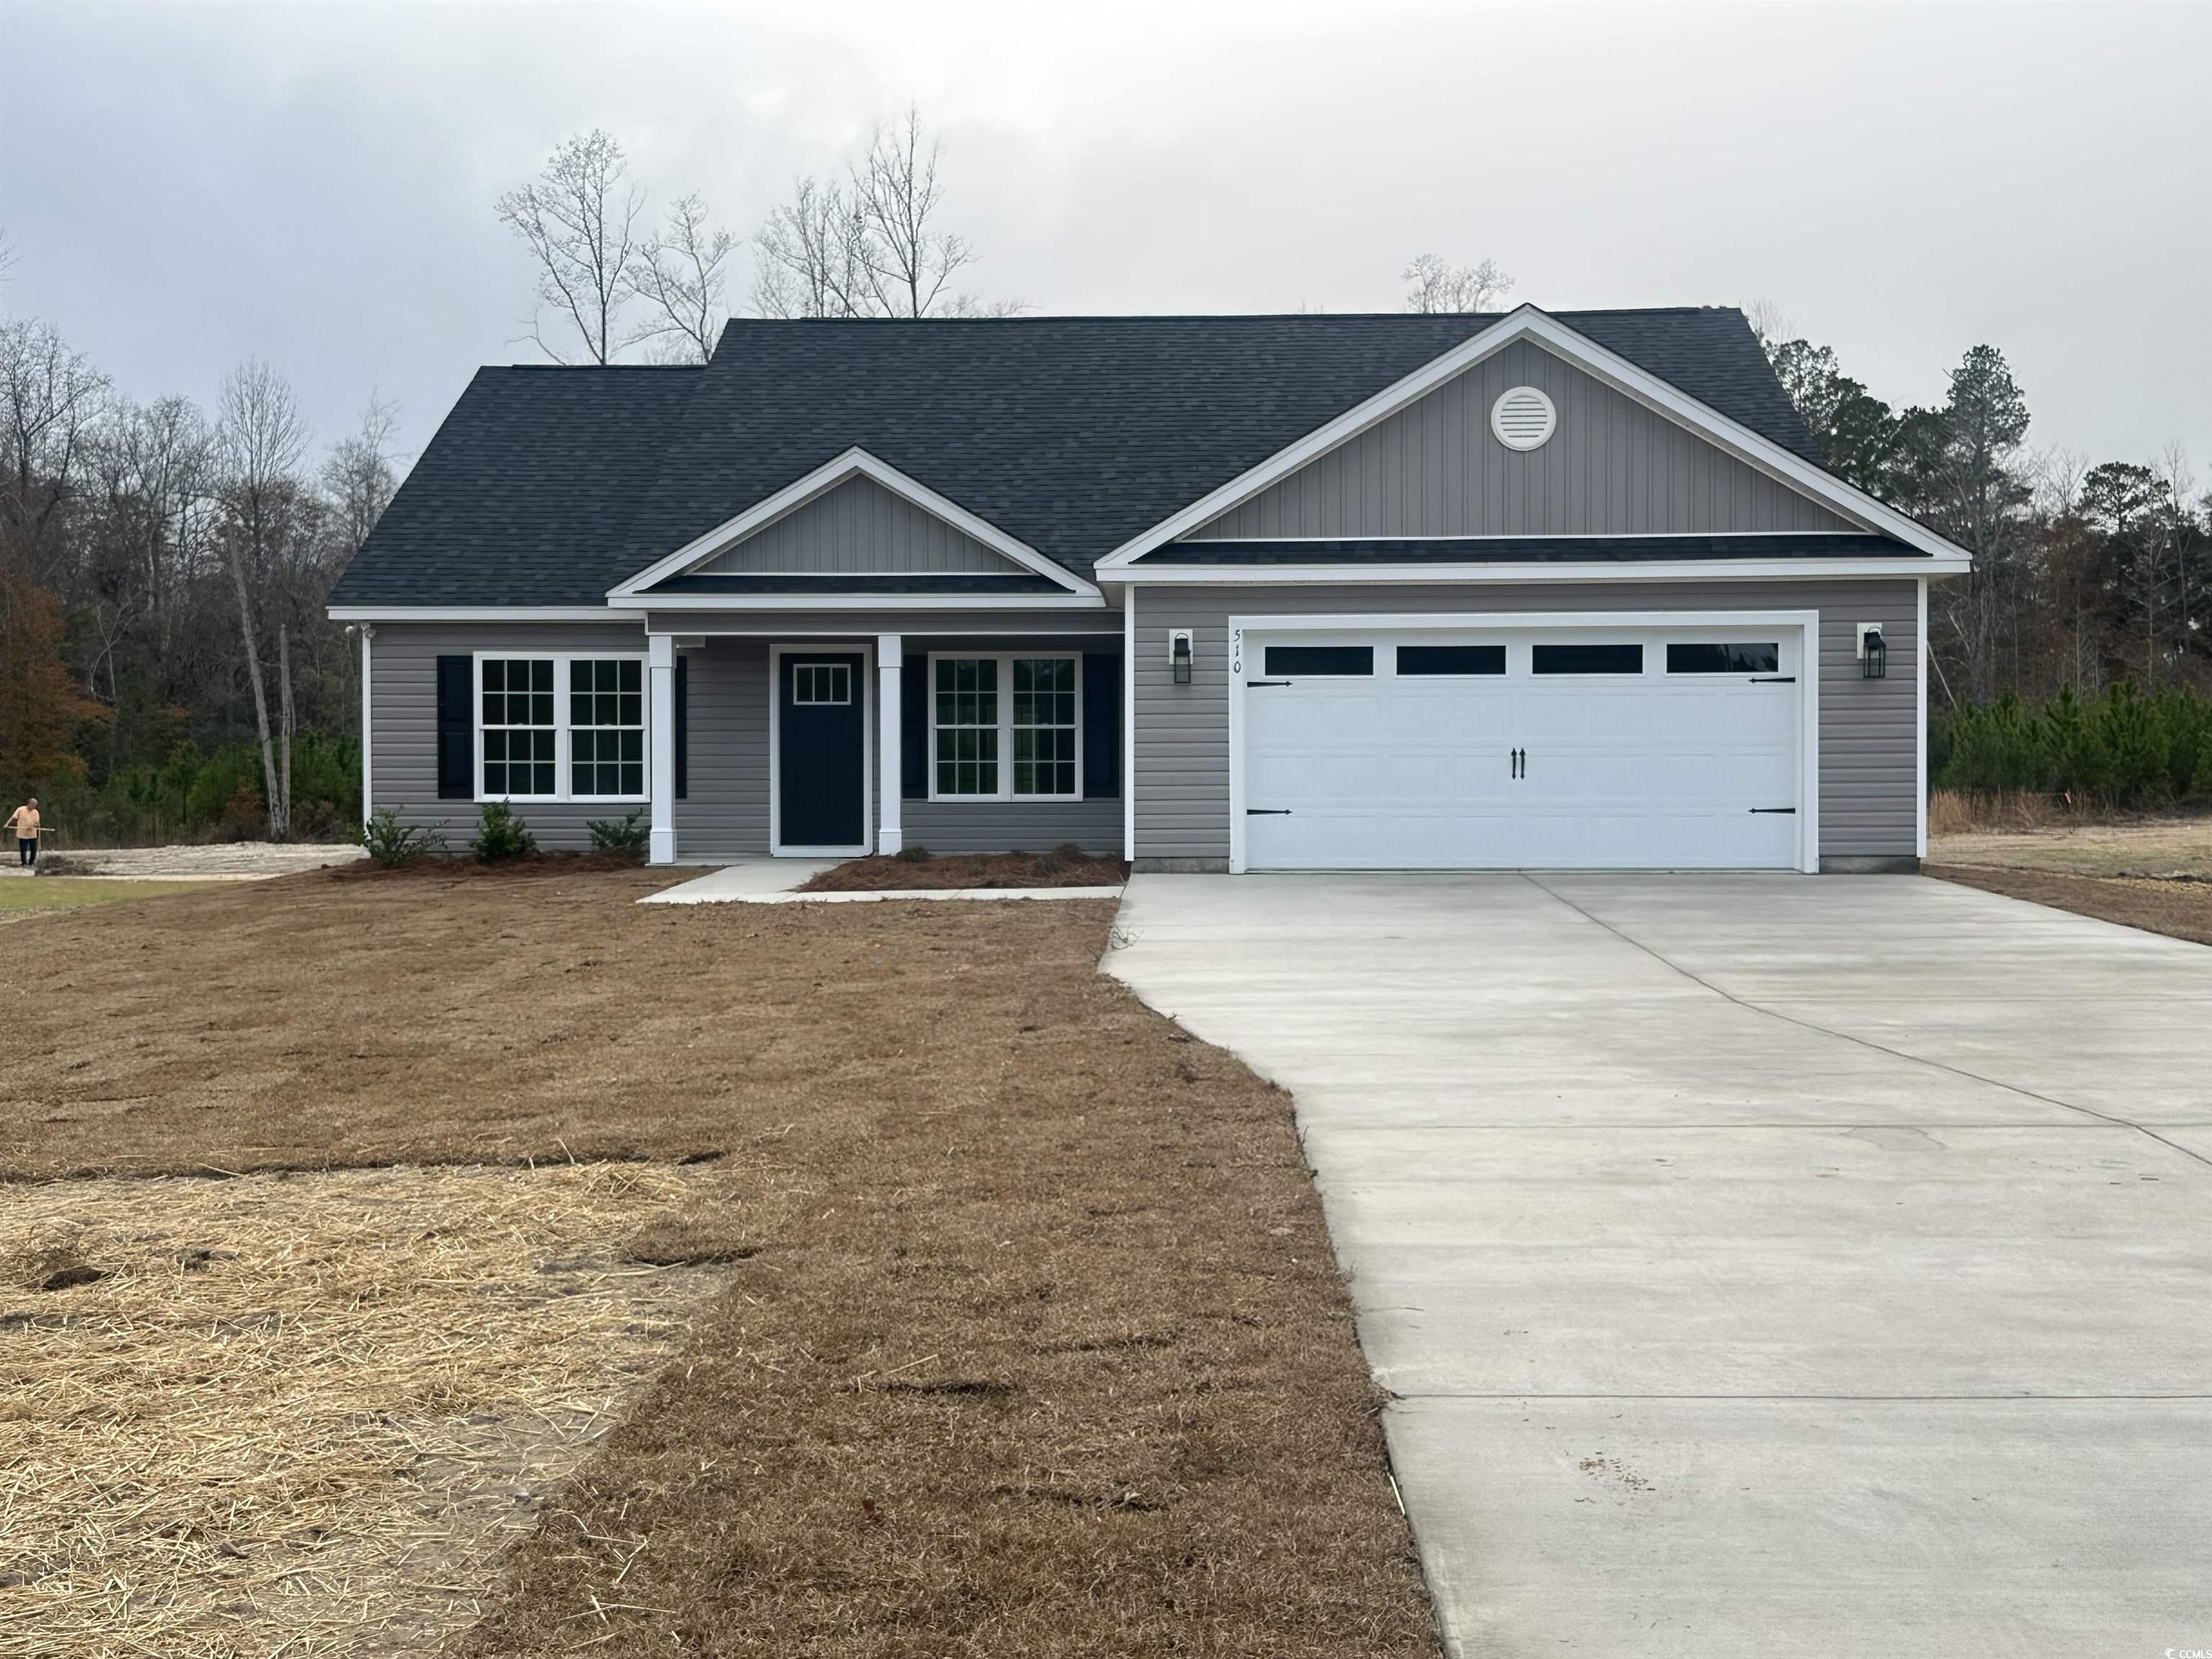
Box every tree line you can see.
[0,313,395,844]
[1753,316,2208,711]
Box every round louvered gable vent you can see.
[1491,386,1557,451]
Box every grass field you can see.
[0,866,1438,1658]
[0,876,215,921]
[1928,812,2212,946]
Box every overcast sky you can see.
[4,1,2206,485]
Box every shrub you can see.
[469,800,537,863]
[893,844,932,863]
[1932,683,2212,809]
[361,806,446,868]
[585,807,649,861]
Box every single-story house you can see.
[328,305,1967,873]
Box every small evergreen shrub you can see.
[361,806,446,868]
[893,844,932,863]
[585,807,650,860]
[470,800,537,863]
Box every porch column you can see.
[648,633,676,865]
[877,634,903,855]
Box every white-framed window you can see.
[475,652,649,803]
[929,652,1081,801]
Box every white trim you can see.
[611,447,1102,601]
[1916,577,1929,861]
[1123,592,1136,861]
[1116,559,1946,585]
[877,634,904,857]
[648,634,676,865]
[469,649,651,806]
[1092,305,1974,572]
[358,624,374,829]
[639,591,1105,611]
[328,607,649,624]
[768,642,876,858]
[652,621,1123,638]
[922,651,1084,804]
[1225,609,1821,876]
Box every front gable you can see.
[613,447,1102,603]
[1184,338,1858,542]
[696,474,1028,576]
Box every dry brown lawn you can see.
[0,866,1439,1658]
[801,848,1128,891]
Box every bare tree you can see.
[853,106,976,318]
[0,317,110,568]
[752,175,870,318]
[752,108,1001,320]
[321,393,403,557]
[216,359,310,838]
[1740,297,1794,349]
[629,192,737,361]
[1403,254,1515,314]
[496,130,646,364]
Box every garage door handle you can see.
[1511,747,1526,778]
[1749,807,1797,814]
[1750,675,1797,683]
[1245,808,1292,816]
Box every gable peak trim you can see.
[611,446,1100,601]
[1092,305,1969,572]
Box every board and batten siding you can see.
[369,621,652,852]
[1130,580,1921,868]
[1187,340,1856,541]
[698,475,1017,575]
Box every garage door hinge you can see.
[1750,675,1797,683]
[1749,806,1798,814]
[1246,679,1294,688]
[1245,808,1293,816]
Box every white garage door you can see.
[1236,626,1804,870]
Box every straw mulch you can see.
[0,1161,738,1658]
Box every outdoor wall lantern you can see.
[1169,629,1194,685]
[1857,623,1887,680]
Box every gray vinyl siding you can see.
[698,475,1017,575]
[901,797,1122,857]
[367,621,650,852]
[1187,340,1854,541]
[1130,580,1920,865]
[675,638,769,858]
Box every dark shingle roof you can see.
[328,366,703,608]
[333,310,1823,607]
[1144,534,1918,565]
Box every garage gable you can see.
[1184,338,1858,543]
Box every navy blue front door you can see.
[778,653,866,848]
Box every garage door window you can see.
[1666,642,1781,675]
[1264,646,1373,675]
[1398,644,1506,676]
[1532,643,1643,675]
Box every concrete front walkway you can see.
[1107,873,2212,1658]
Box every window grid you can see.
[482,658,557,797]
[570,658,644,798]
[931,655,1080,801]
[934,657,999,797]
[1012,658,1077,797]
[475,653,649,803]
[794,662,851,704]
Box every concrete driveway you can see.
[1107,873,2212,1658]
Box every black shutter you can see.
[436,655,473,799]
[674,655,688,801]
[1082,652,1120,799]
[901,658,929,800]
